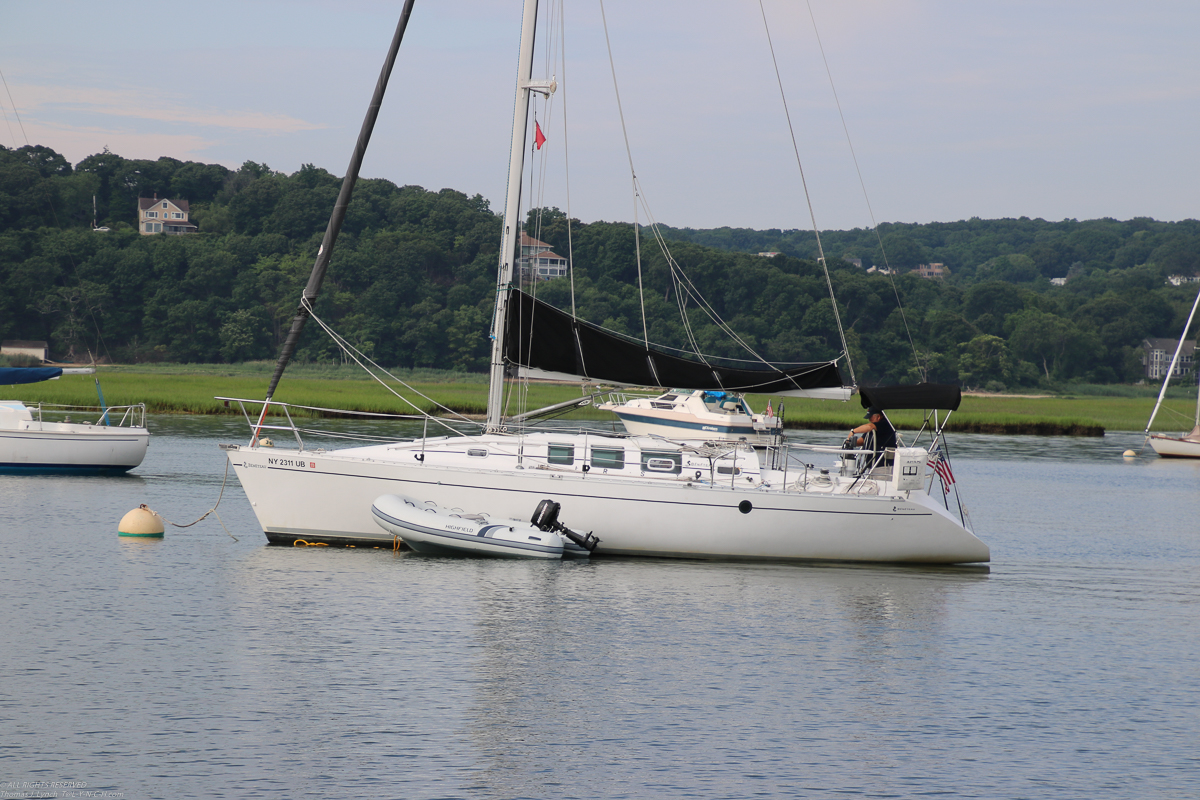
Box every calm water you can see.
[1,417,1198,800]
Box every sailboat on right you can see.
[1143,284,1200,458]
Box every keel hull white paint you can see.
[0,427,149,472]
[1149,435,1200,459]
[227,439,988,564]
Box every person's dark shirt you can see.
[871,416,897,452]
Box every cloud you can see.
[12,119,225,165]
[11,82,325,134]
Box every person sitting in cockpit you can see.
[846,406,897,464]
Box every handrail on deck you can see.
[24,401,145,428]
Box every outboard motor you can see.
[531,499,600,552]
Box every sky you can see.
[2,0,1198,231]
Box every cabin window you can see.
[716,465,742,475]
[467,448,488,458]
[590,447,625,470]
[548,444,574,465]
[640,450,682,474]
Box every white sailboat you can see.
[1,367,149,473]
[1142,284,1200,458]
[220,1,989,564]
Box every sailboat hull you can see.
[1148,435,1200,458]
[225,438,989,564]
[0,422,149,473]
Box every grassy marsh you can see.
[5,364,1198,435]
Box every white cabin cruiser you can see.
[1,367,149,474]
[598,390,784,446]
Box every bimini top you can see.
[0,367,63,385]
[859,383,962,412]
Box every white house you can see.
[138,196,197,235]
[519,233,568,280]
[1,340,48,362]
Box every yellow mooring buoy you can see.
[119,504,166,538]
[1122,449,1137,458]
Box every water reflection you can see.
[4,416,1199,798]
[461,559,988,796]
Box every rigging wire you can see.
[756,0,856,388]
[597,0,650,349]
[0,67,31,147]
[801,0,924,381]
[559,4,578,320]
[597,2,804,380]
[302,299,478,437]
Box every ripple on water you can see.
[0,419,1197,799]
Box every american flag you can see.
[766,401,773,418]
[930,446,955,493]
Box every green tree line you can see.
[2,144,1198,389]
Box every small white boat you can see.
[1142,284,1200,459]
[1148,429,1200,458]
[1,367,149,474]
[598,390,784,445]
[371,494,596,559]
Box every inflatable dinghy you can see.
[371,494,598,559]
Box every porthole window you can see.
[640,450,682,474]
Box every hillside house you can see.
[913,263,946,280]
[138,196,197,235]
[1143,337,1196,381]
[519,233,568,281]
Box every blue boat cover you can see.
[0,367,63,385]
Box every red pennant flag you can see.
[534,120,546,150]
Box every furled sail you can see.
[502,289,848,398]
[0,367,63,385]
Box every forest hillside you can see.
[2,144,1198,389]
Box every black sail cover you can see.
[502,289,845,394]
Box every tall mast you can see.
[486,0,554,432]
[251,0,417,444]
